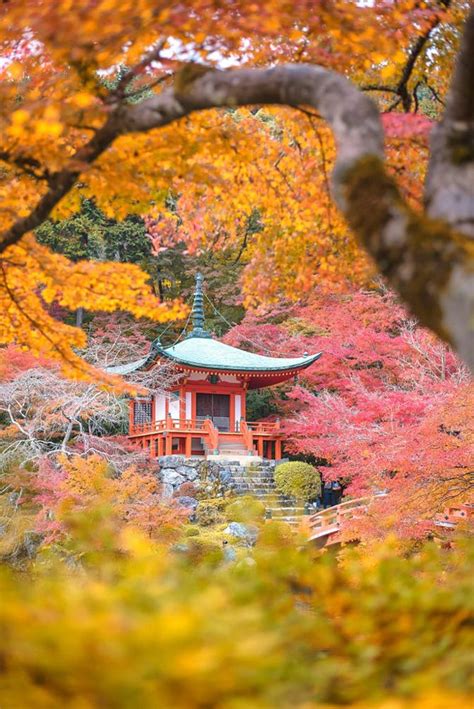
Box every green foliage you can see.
[183,525,200,537]
[225,495,265,523]
[245,387,280,420]
[274,461,321,501]
[100,64,155,105]
[36,198,152,264]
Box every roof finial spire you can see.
[187,272,211,339]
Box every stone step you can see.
[218,449,250,454]
[277,517,302,525]
[219,441,247,451]
[229,475,275,482]
[268,508,306,516]
[232,485,276,492]
[231,485,276,491]
[233,480,275,486]
[219,452,253,457]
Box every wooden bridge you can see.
[306,495,473,547]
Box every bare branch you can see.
[363,1,452,111]
[0,151,51,183]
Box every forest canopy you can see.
[0,0,472,374]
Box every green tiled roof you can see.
[106,338,321,375]
[105,273,321,377]
[105,355,149,376]
[159,337,321,371]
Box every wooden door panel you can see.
[196,393,230,431]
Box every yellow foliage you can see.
[0,0,467,370]
[0,525,472,707]
[0,235,187,384]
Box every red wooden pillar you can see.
[129,400,135,433]
[185,435,192,457]
[257,437,264,457]
[275,439,282,460]
[165,434,172,455]
[241,383,247,420]
[158,436,164,457]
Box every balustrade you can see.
[130,418,282,437]
[129,416,283,459]
[203,417,219,452]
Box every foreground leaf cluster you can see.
[0,521,472,708]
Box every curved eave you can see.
[104,343,322,384]
[156,348,322,374]
[104,355,149,376]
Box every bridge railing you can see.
[308,493,388,540]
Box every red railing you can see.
[129,418,207,436]
[203,418,219,452]
[240,420,254,452]
[130,418,283,438]
[308,497,473,544]
[245,420,281,435]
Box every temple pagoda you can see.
[110,274,321,461]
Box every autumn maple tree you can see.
[0,0,472,377]
[225,288,473,537]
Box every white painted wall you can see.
[155,393,166,421]
[169,392,180,420]
[185,391,192,419]
[235,394,242,423]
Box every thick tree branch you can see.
[422,6,474,372]
[445,7,474,125]
[395,17,441,112]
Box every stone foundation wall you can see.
[158,456,280,498]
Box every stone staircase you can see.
[157,455,307,525]
[226,460,306,525]
[217,441,254,456]
[203,440,261,465]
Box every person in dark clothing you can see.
[331,480,342,506]
[322,479,333,508]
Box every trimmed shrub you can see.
[274,461,321,501]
